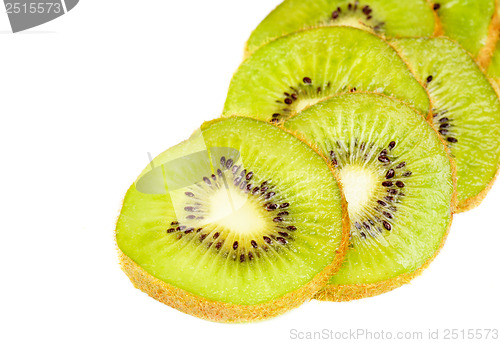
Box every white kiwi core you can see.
[338,164,378,216]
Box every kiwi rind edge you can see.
[116,116,352,323]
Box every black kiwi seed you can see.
[277,237,287,245]
[440,123,450,128]
[185,192,195,197]
[248,252,254,261]
[265,192,276,199]
[246,172,253,180]
[213,232,220,239]
[378,155,390,163]
[396,162,406,168]
[403,171,412,177]
[203,177,211,185]
[388,141,396,150]
[211,174,217,181]
[284,98,293,105]
[426,75,433,83]
[377,200,387,206]
[220,156,226,167]
[303,77,312,84]
[272,113,280,118]
[251,240,258,248]
[439,117,449,123]
[278,211,289,216]
[240,254,245,263]
[185,228,194,234]
[263,236,272,244]
[385,169,395,179]
[447,137,458,143]
[396,181,405,188]
[266,203,278,211]
[233,241,238,250]
[382,181,393,187]
[273,217,284,222]
[215,242,223,250]
[439,129,448,135]
[171,221,179,225]
[332,10,339,19]
[278,231,289,237]
[382,221,392,231]
[280,203,290,208]
[433,3,440,10]
[186,215,196,219]
[383,211,393,219]
[167,228,175,233]
[387,189,398,195]
[286,225,297,231]
[226,159,233,169]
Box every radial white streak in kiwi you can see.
[339,164,378,216]
[294,97,323,113]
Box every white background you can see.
[0,1,499,342]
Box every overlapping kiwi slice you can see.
[431,0,500,65]
[284,93,456,301]
[245,0,437,56]
[391,37,500,211]
[116,116,349,322]
[224,26,430,123]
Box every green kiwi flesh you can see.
[432,0,496,58]
[391,37,500,210]
[284,93,454,291]
[116,117,347,314]
[246,0,436,55]
[224,26,430,123]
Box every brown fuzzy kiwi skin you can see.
[477,0,500,69]
[116,117,351,323]
[427,0,443,36]
[280,93,457,302]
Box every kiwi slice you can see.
[391,37,500,212]
[284,93,455,301]
[245,0,437,56]
[224,26,430,123]
[432,0,500,65]
[116,116,349,322]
